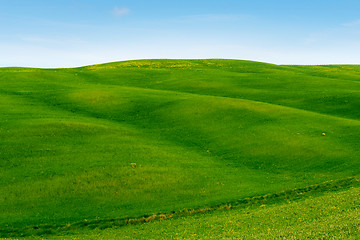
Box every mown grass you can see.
[0,59,359,238]
[36,181,360,239]
[4,176,359,238]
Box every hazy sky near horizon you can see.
[1,0,360,67]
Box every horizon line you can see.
[1,58,360,69]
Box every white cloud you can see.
[19,35,86,45]
[112,7,130,17]
[343,19,360,26]
[177,14,250,23]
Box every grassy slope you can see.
[46,185,360,240]
[0,59,359,236]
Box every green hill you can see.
[0,59,359,237]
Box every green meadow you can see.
[45,183,360,239]
[0,59,359,238]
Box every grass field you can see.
[44,183,360,239]
[0,59,359,238]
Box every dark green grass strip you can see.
[1,176,359,238]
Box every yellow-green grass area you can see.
[0,59,359,237]
[28,181,360,240]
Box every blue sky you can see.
[1,0,360,67]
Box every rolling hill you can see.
[0,59,359,238]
